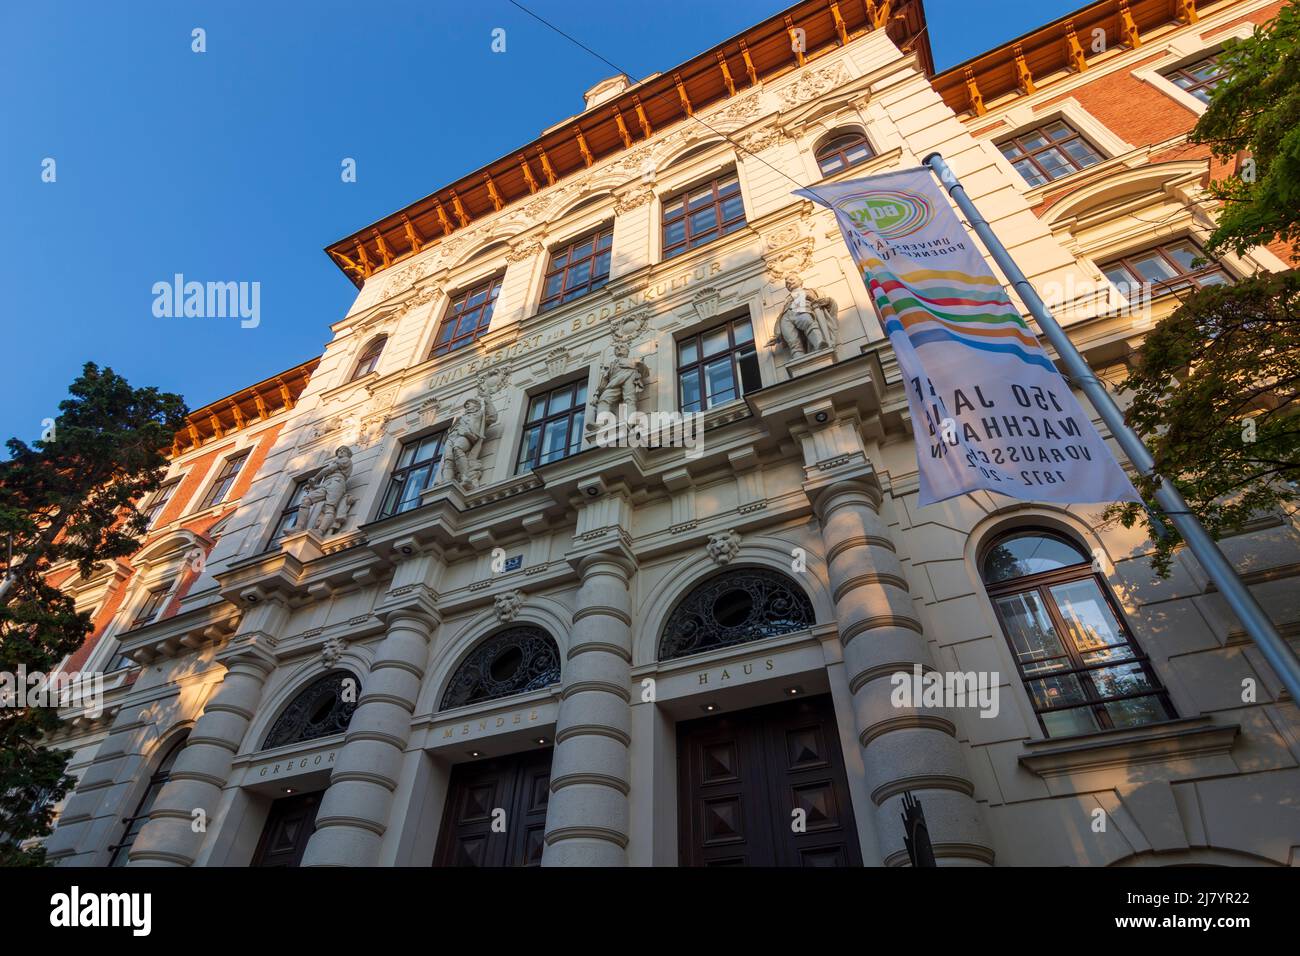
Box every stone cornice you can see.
[1018,717,1241,778]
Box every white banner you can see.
[796,169,1139,507]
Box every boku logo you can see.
[840,189,934,240]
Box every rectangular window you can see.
[998,120,1103,187]
[661,172,746,260]
[516,380,587,473]
[199,450,250,509]
[1101,239,1230,303]
[269,479,311,546]
[379,432,447,518]
[429,274,504,357]
[129,582,175,632]
[677,315,761,413]
[142,478,180,529]
[1163,54,1226,105]
[540,226,613,312]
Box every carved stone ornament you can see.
[609,308,650,343]
[545,347,568,378]
[440,375,503,490]
[507,240,544,263]
[613,188,655,214]
[764,238,815,282]
[767,274,838,358]
[295,445,360,537]
[737,125,789,155]
[691,285,722,322]
[587,339,649,428]
[707,529,742,566]
[776,63,850,110]
[494,589,524,623]
[320,636,346,669]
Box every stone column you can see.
[543,483,637,866]
[812,476,994,866]
[127,601,286,866]
[301,569,440,867]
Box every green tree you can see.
[0,363,185,865]
[1107,6,1300,572]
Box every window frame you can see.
[676,314,761,414]
[128,580,176,633]
[539,225,614,312]
[142,477,181,529]
[199,449,250,510]
[378,431,447,518]
[515,379,588,473]
[269,477,312,546]
[660,171,747,260]
[815,131,875,177]
[982,533,1174,738]
[997,120,1104,187]
[1161,53,1226,105]
[429,273,505,358]
[1100,238,1231,302]
[108,733,189,866]
[351,335,387,381]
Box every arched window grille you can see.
[261,671,360,750]
[658,567,815,662]
[981,529,1173,738]
[351,335,387,380]
[109,732,189,866]
[814,131,874,176]
[440,626,561,710]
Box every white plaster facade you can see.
[44,1,1300,867]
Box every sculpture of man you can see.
[443,395,497,488]
[587,341,647,427]
[299,445,354,535]
[770,274,838,358]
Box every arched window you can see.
[815,131,874,177]
[351,335,387,381]
[441,626,561,710]
[659,567,814,662]
[261,671,360,750]
[981,530,1173,738]
[109,732,188,866]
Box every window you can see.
[269,479,311,546]
[351,335,387,380]
[677,315,761,413]
[540,226,613,311]
[440,626,561,710]
[142,478,180,529]
[1101,239,1230,303]
[658,568,815,661]
[261,671,361,749]
[429,274,504,357]
[109,733,188,866]
[661,172,746,259]
[1163,54,1226,104]
[982,530,1173,738]
[815,132,874,177]
[199,450,250,509]
[517,380,587,473]
[998,121,1103,187]
[379,432,446,518]
[129,581,175,632]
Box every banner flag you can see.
[795,168,1140,507]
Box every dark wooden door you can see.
[250,791,321,867]
[678,695,862,867]
[432,748,552,867]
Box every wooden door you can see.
[678,695,861,867]
[432,748,552,867]
[250,791,321,867]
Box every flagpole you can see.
[923,151,1300,706]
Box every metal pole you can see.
[923,151,1300,705]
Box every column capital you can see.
[803,469,884,520]
[214,631,279,674]
[373,582,441,629]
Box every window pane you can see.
[664,219,686,248]
[732,318,753,344]
[1130,253,1179,283]
[690,206,718,235]
[1104,694,1167,729]
[819,155,844,175]
[1045,122,1072,140]
[1027,673,1090,710]
[1013,159,1046,187]
[540,419,568,464]
[1048,580,1131,662]
[999,142,1024,160]
[1036,147,1073,179]
[1164,242,1202,272]
[548,386,573,414]
[1041,705,1102,737]
[993,591,1070,669]
[518,426,541,470]
[1060,138,1100,167]
[703,357,736,405]
[702,327,729,357]
[680,368,702,412]
[679,339,698,364]
[983,533,1088,582]
[527,395,547,422]
[1019,132,1049,152]
[737,347,761,396]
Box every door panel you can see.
[678,695,861,867]
[433,748,552,867]
[250,791,321,867]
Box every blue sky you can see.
[0,0,1084,445]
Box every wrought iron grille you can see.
[261,671,360,750]
[440,626,561,710]
[658,568,815,661]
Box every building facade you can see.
[45,0,1300,866]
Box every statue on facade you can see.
[442,393,498,489]
[768,274,838,358]
[586,340,648,428]
[298,445,356,536]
